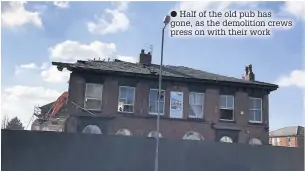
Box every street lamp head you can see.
[163,15,171,25]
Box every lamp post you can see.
[154,15,171,171]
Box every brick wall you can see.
[269,136,303,147]
[66,71,270,144]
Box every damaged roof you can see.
[38,101,68,117]
[269,126,304,137]
[52,59,278,90]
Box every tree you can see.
[5,117,24,130]
[1,115,9,129]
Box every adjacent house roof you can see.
[38,101,68,118]
[269,126,305,137]
[52,59,278,91]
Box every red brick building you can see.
[269,126,304,147]
[53,49,278,145]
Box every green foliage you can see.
[5,117,24,130]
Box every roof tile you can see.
[53,60,278,88]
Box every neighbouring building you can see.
[269,126,304,147]
[31,101,68,132]
[52,49,278,145]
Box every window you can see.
[82,125,102,134]
[272,138,275,145]
[276,137,280,146]
[183,131,204,140]
[189,92,204,118]
[220,136,233,143]
[118,86,135,113]
[149,89,165,115]
[219,95,234,121]
[116,129,132,136]
[147,131,162,138]
[249,97,262,123]
[287,137,291,142]
[287,137,291,147]
[249,138,263,145]
[84,83,103,111]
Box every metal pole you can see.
[154,25,166,171]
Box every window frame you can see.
[188,92,204,119]
[84,83,103,111]
[118,86,136,113]
[219,95,235,121]
[148,89,166,115]
[249,97,263,123]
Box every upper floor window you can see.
[249,97,262,123]
[149,89,165,115]
[189,92,204,118]
[219,95,234,121]
[118,86,135,113]
[84,83,103,111]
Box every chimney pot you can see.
[243,64,255,81]
[245,66,249,75]
[139,49,152,65]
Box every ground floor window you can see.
[183,131,204,140]
[148,131,162,138]
[82,125,102,134]
[116,129,132,136]
[220,136,233,143]
[249,138,263,145]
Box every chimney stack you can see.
[243,64,255,81]
[139,49,152,65]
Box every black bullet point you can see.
[171,11,177,17]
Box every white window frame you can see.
[118,86,136,113]
[84,83,103,111]
[188,92,204,118]
[219,95,235,121]
[249,97,263,123]
[149,89,165,115]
